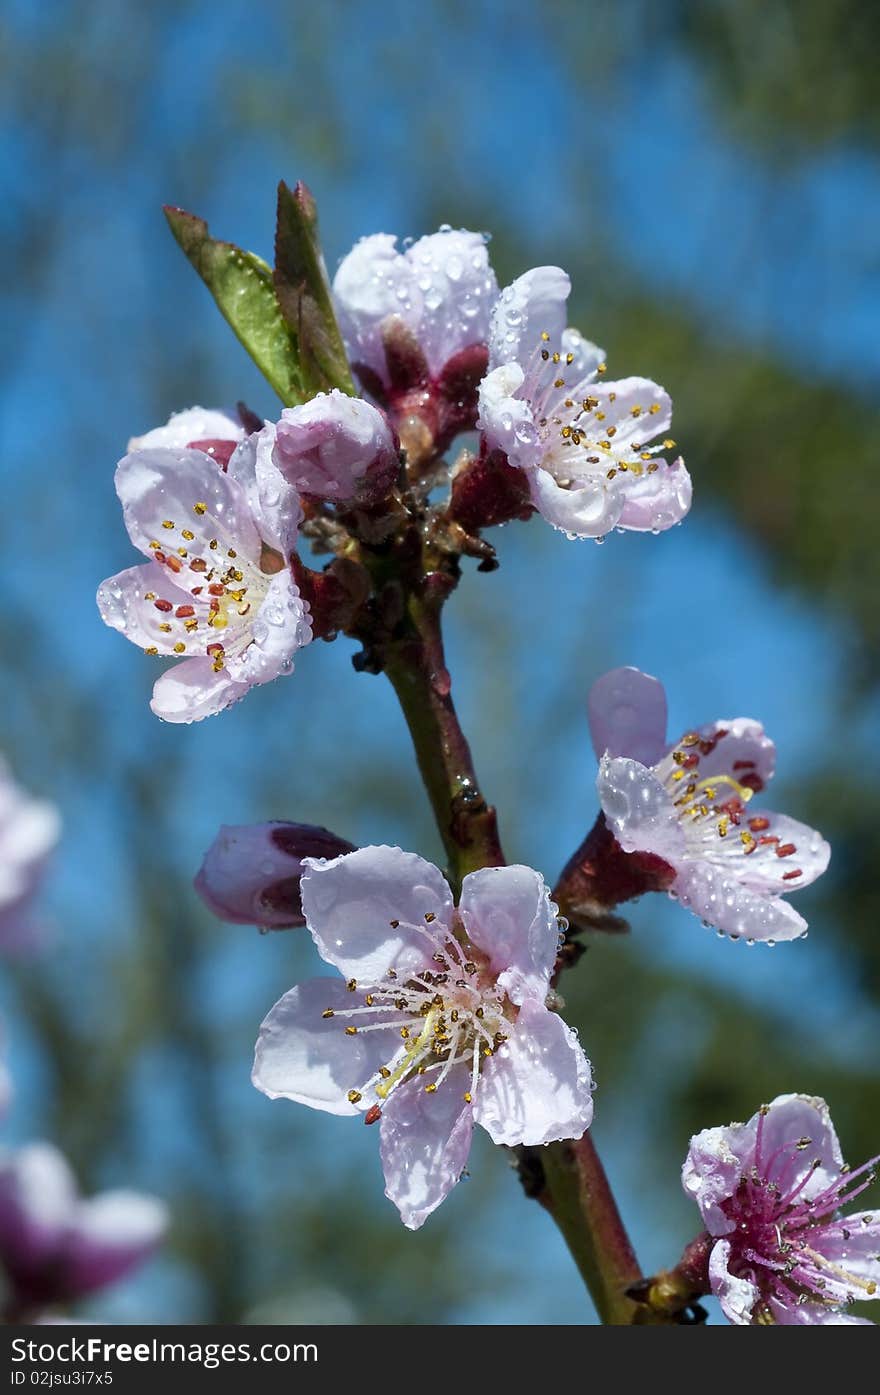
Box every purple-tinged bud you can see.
[194,822,356,930]
[272,390,399,507]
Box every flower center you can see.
[725,1107,879,1318]
[518,331,674,488]
[142,493,280,673]
[321,911,512,1120]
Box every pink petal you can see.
[115,446,262,566]
[379,1067,474,1230]
[596,755,685,862]
[476,363,539,472]
[273,391,398,504]
[588,666,669,766]
[682,1121,756,1236]
[458,865,558,1005]
[673,860,808,942]
[253,977,401,1115]
[528,464,625,539]
[752,1093,844,1200]
[708,1238,759,1324]
[333,234,417,385]
[684,717,776,793]
[299,846,454,982]
[489,267,571,369]
[407,229,497,378]
[616,456,693,533]
[710,810,830,895]
[62,1191,168,1296]
[473,1000,594,1147]
[97,562,196,656]
[820,1213,880,1293]
[150,657,248,724]
[585,377,672,446]
[227,425,302,557]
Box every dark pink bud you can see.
[194,822,356,929]
[449,445,534,534]
[272,391,399,507]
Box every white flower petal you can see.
[379,1067,474,1230]
[588,666,669,766]
[97,562,196,656]
[528,465,624,539]
[489,266,571,368]
[127,406,242,453]
[597,755,685,861]
[673,860,808,942]
[115,446,263,566]
[150,657,248,724]
[458,865,558,1005]
[253,978,401,1116]
[708,1238,759,1324]
[473,1000,593,1147]
[299,846,454,981]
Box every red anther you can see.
[208,583,225,596]
[748,817,770,832]
[154,599,173,613]
[364,1105,382,1126]
[682,754,700,769]
[758,835,779,846]
[190,558,207,572]
[739,772,765,793]
[782,869,803,881]
[175,605,195,618]
[699,729,728,756]
[209,599,220,612]
[775,842,797,858]
[165,554,182,573]
[206,642,224,658]
[153,550,166,564]
[191,586,203,595]
[733,760,756,771]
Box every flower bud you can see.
[195,822,356,929]
[272,390,399,507]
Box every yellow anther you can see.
[173,642,185,654]
[193,502,207,515]
[162,520,174,530]
[347,1090,362,1104]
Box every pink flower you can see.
[0,1143,168,1317]
[333,230,498,460]
[589,667,830,942]
[272,390,399,505]
[683,1094,879,1325]
[477,267,692,539]
[0,758,60,953]
[97,419,311,723]
[253,846,594,1229]
[195,822,356,929]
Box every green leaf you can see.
[273,180,356,398]
[163,205,304,407]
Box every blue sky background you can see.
[1,0,878,1325]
